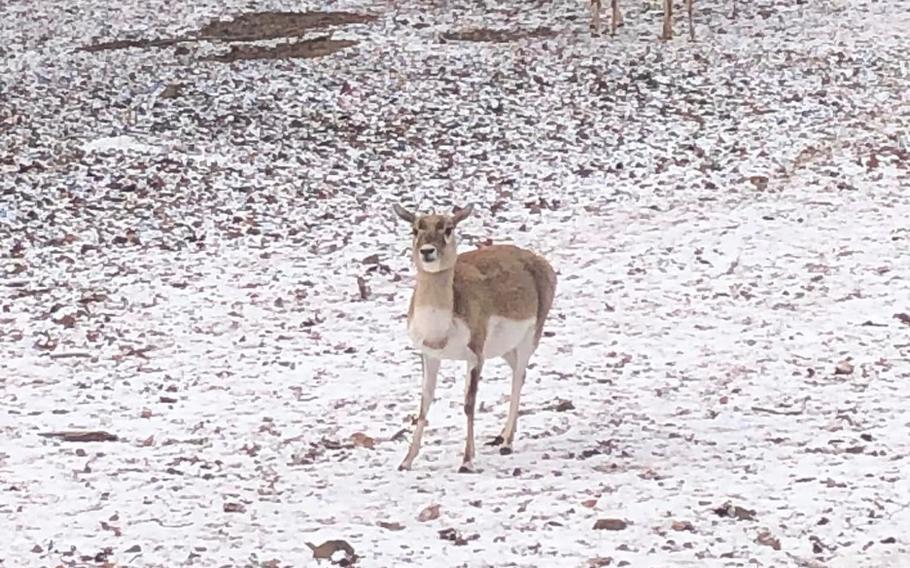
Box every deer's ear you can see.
[451,203,474,225]
[392,204,416,224]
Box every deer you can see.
[590,0,695,41]
[392,203,557,473]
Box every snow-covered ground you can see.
[2,0,909,566]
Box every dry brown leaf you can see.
[581,499,598,508]
[671,520,695,532]
[350,432,375,449]
[223,502,246,513]
[756,529,781,550]
[834,360,854,375]
[749,175,769,191]
[714,501,756,521]
[306,540,355,560]
[356,276,370,300]
[377,521,405,531]
[418,504,441,522]
[54,314,77,328]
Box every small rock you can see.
[159,83,184,99]
[593,518,627,531]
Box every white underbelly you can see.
[482,316,536,359]
[408,308,536,362]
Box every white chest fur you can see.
[408,306,472,360]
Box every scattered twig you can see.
[752,397,809,416]
[887,500,910,520]
[49,352,93,359]
[387,428,409,442]
[129,518,194,528]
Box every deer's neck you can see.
[413,268,455,313]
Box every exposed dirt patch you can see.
[441,27,555,43]
[80,11,374,53]
[208,37,357,62]
[197,11,375,42]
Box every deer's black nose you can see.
[420,246,437,260]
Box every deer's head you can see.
[393,204,474,273]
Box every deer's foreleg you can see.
[399,355,440,471]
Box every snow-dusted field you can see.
[2,0,909,566]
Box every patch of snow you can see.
[1,0,909,567]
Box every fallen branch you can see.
[39,431,119,442]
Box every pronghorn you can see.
[590,0,695,41]
[393,203,557,472]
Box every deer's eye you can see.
[411,228,418,236]
[444,227,453,237]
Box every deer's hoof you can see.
[486,436,504,447]
[457,462,476,474]
[499,446,513,455]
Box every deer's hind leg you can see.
[662,0,674,40]
[489,328,535,455]
[611,0,623,36]
[591,0,602,34]
[459,358,483,473]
